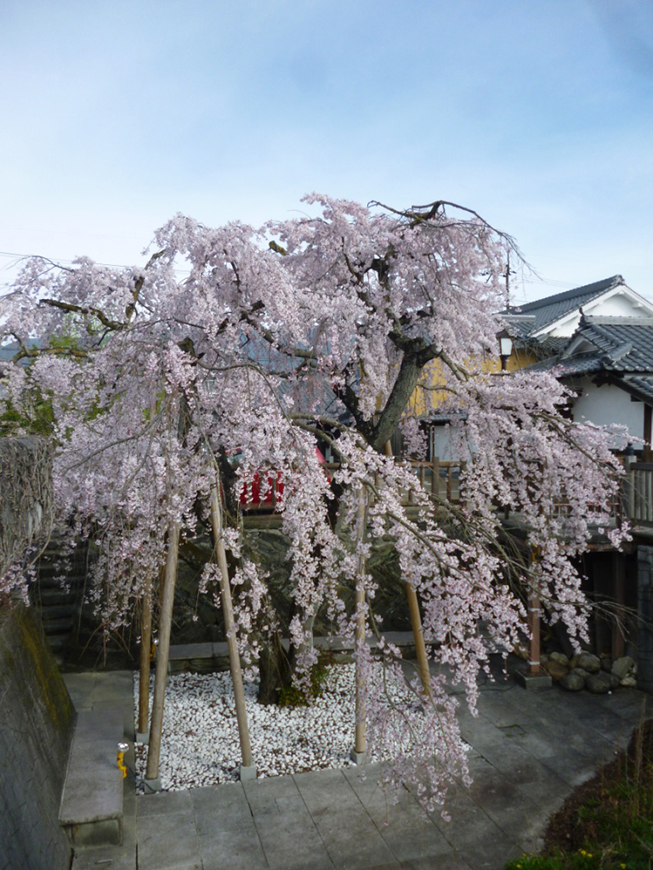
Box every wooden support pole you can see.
[354,493,367,757]
[137,581,153,737]
[384,440,431,698]
[527,591,542,676]
[527,547,542,677]
[612,551,626,661]
[405,583,432,698]
[145,522,180,783]
[210,482,253,771]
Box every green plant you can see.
[506,713,653,870]
[277,654,332,707]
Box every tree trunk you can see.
[257,631,293,705]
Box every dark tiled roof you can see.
[499,275,625,337]
[571,316,653,373]
[523,316,653,403]
[623,375,653,404]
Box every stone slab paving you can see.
[67,670,652,870]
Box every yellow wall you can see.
[405,345,538,416]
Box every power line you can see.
[0,250,191,275]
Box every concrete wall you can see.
[0,605,74,870]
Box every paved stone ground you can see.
[65,668,652,870]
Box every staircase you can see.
[33,536,89,660]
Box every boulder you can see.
[611,656,635,681]
[560,671,585,691]
[600,655,613,673]
[543,660,568,681]
[576,653,601,674]
[621,675,638,688]
[549,652,570,667]
[586,671,613,694]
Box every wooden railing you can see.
[404,460,466,505]
[243,458,653,529]
[623,462,653,527]
[324,460,466,506]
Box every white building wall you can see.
[547,291,652,339]
[572,378,644,448]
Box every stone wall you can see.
[0,436,53,579]
[0,605,75,870]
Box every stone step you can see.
[59,708,125,847]
[40,615,77,634]
[38,588,80,605]
[46,634,73,652]
[37,571,86,586]
[37,601,79,620]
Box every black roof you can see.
[570,316,653,373]
[524,315,653,404]
[499,275,625,338]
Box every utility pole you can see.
[504,250,512,311]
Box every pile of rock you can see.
[540,652,638,693]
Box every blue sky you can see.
[1,0,652,304]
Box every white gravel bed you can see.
[134,664,394,792]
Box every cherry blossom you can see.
[0,195,626,808]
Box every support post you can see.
[210,481,254,776]
[353,492,367,762]
[384,441,431,697]
[145,522,180,786]
[515,546,551,689]
[137,580,153,742]
[405,583,432,698]
[527,590,541,677]
[612,551,626,661]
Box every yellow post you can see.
[117,742,129,779]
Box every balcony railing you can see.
[243,458,653,530]
[324,460,466,507]
[623,462,653,527]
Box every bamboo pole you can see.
[353,492,367,758]
[137,580,153,739]
[405,583,432,698]
[384,440,431,698]
[210,481,253,773]
[145,521,180,784]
